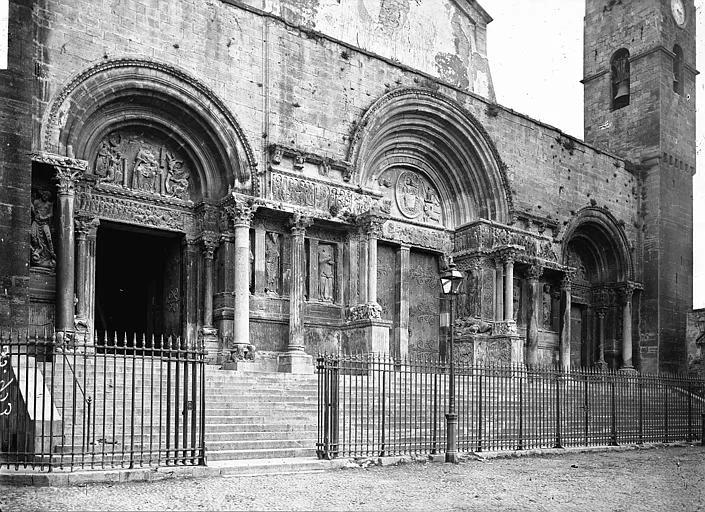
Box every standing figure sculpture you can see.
[132,146,159,193]
[318,244,335,302]
[264,232,281,294]
[30,190,56,269]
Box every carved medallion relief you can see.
[91,130,194,200]
[377,168,443,227]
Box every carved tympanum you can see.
[385,169,442,225]
[92,130,192,200]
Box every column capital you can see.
[497,248,517,265]
[289,212,313,236]
[356,210,387,238]
[618,281,640,304]
[596,307,608,319]
[74,215,100,240]
[200,231,220,259]
[560,272,573,292]
[54,167,83,196]
[526,264,543,281]
[224,199,258,229]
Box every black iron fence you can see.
[316,353,705,459]
[0,331,205,471]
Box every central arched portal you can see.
[94,222,183,340]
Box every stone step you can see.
[207,447,317,461]
[205,430,317,442]
[205,422,317,433]
[204,414,315,424]
[206,438,315,451]
[209,457,333,477]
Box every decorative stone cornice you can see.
[31,152,88,172]
[74,216,100,240]
[289,212,313,236]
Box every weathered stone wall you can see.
[0,0,33,331]
[685,308,704,378]
[2,0,667,366]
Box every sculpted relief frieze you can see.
[91,130,192,200]
[381,220,452,252]
[270,171,387,217]
[454,222,558,263]
[76,190,186,232]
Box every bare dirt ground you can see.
[2,445,704,511]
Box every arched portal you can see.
[347,88,513,358]
[348,88,513,228]
[562,208,635,369]
[34,59,258,346]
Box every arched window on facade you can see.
[611,49,630,110]
[673,44,684,95]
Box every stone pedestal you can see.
[277,351,314,374]
[347,317,392,354]
[454,331,524,366]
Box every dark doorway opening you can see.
[94,222,183,345]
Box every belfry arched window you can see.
[611,49,630,110]
[673,45,684,95]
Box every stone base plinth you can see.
[455,334,524,365]
[344,318,393,354]
[277,351,314,374]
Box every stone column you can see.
[358,233,369,304]
[596,308,608,370]
[54,167,82,344]
[200,233,219,360]
[494,258,504,321]
[503,254,515,321]
[74,215,99,346]
[367,229,379,305]
[214,232,235,360]
[394,245,410,359]
[525,265,542,366]
[620,283,636,371]
[279,213,313,373]
[224,200,257,355]
[559,274,572,371]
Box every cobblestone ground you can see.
[2,446,704,511]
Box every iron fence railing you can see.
[316,353,705,459]
[0,331,206,471]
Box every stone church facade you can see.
[0,0,696,373]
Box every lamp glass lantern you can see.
[440,263,464,296]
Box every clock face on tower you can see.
[671,0,686,27]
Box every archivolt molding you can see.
[560,206,634,282]
[41,57,258,199]
[347,87,514,227]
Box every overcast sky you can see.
[486,0,705,307]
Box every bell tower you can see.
[582,0,697,373]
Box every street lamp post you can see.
[440,262,464,464]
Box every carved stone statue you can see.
[132,146,159,193]
[264,232,281,294]
[318,244,335,302]
[164,150,189,199]
[95,133,122,184]
[543,284,552,329]
[30,190,56,269]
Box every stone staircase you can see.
[204,370,319,461]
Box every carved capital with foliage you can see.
[74,215,100,240]
[225,199,258,228]
[54,167,83,196]
[357,210,387,238]
[526,264,543,281]
[560,272,573,292]
[347,302,383,322]
[289,212,313,236]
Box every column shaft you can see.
[621,286,634,369]
[503,258,514,321]
[288,216,311,350]
[55,168,80,338]
[233,224,251,347]
[74,216,99,345]
[367,234,378,304]
[526,265,542,367]
[495,260,504,321]
[597,310,607,368]
[560,277,572,371]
